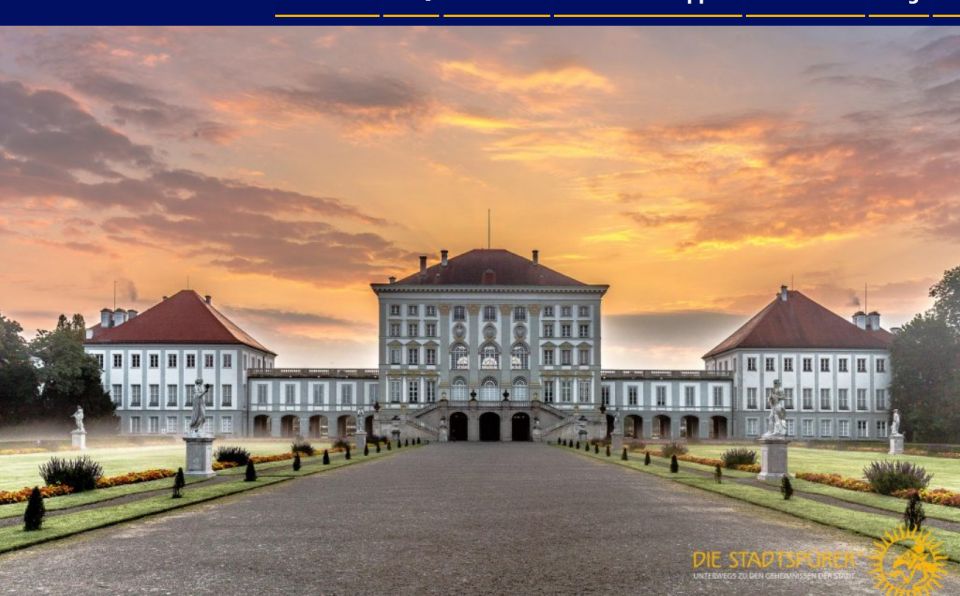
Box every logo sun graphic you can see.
[868,524,948,596]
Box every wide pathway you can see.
[1,444,957,594]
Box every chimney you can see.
[389,276,397,284]
[204,295,212,305]
[867,311,881,331]
[112,309,127,327]
[100,308,112,328]
[127,309,138,319]
[532,249,539,264]
[779,285,788,302]
[891,326,902,335]
[852,311,867,329]
[419,255,427,273]
[441,249,449,266]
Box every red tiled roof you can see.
[391,249,588,286]
[703,290,893,359]
[85,290,275,355]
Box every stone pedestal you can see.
[757,437,789,482]
[183,435,215,478]
[354,430,367,452]
[889,434,904,455]
[71,430,86,450]
[532,427,542,442]
[610,431,624,455]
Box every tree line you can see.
[891,265,960,443]
[0,313,114,427]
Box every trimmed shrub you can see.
[39,456,103,492]
[291,440,315,456]
[172,468,185,499]
[23,487,45,531]
[714,465,722,484]
[904,490,926,531]
[670,455,679,473]
[605,445,611,457]
[386,441,392,451]
[364,444,369,456]
[404,439,409,447]
[293,453,301,471]
[660,441,689,458]
[322,449,330,465]
[585,442,590,452]
[416,437,421,445]
[244,461,257,482]
[332,439,350,451]
[864,461,932,495]
[214,446,250,466]
[575,441,580,450]
[781,475,793,500]
[345,446,351,460]
[376,442,381,453]
[557,437,562,445]
[621,448,628,461]
[644,452,651,466]
[721,448,757,470]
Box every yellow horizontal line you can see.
[555,14,742,18]
[746,14,865,18]
[868,14,930,18]
[933,14,960,17]
[443,14,552,18]
[383,14,441,18]
[274,14,380,18]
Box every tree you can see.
[293,453,301,471]
[23,487,45,531]
[322,449,330,464]
[644,451,651,466]
[930,265,960,330]
[781,475,794,500]
[172,468,185,498]
[621,447,628,461]
[0,313,39,425]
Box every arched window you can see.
[480,344,500,370]
[452,377,467,400]
[480,378,499,401]
[451,344,469,369]
[513,377,528,400]
[511,344,529,370]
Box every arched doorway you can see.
[625,415,642,439]
[681,415,700,439]
[511,412,530,441]
[253,415,270,437]
[337,415,356,437]
[308,415,327,438]
[606,414,615,438]
[280,415,298,438]
[711,416,728,439]
[363,415,374,435]
[653,415,671,439]
[449,412,468,441]
[479,412,501,441]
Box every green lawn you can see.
[0,439,315,491]
[684,443,960,491]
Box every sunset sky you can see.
[1,27,958,369]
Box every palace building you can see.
[84,248,894,442]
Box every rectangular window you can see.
[408,304,418,316]
[390,304,401,316]
[223,354,232,368]
[560,380,572,403]
[453,306,465,321]
[578,305,589,317]
[131,354,141,368]
[601,385,610,406]
[820,419,832,437]
[802,388,813,410]
[838,389,849,410]
[113,354,122,368]
[166,416,177,434]
[149,354,159,368]
[822,388,833,410]
[876,389,886,410]
[425,348,437,366]
[578,380,591,403]
[561,324,572,338]
[876,359,886,373]
[130,384,142,407]
[876,420,888,438]
[786,419,796,437]
[167,353,177,368]
[390,323,401,337]
[857,358,867,373]
[684,386,695,407]
[543,349,554,365]
[341,384,353,406]
[390,348,401,365]
[130,416,141,434]
[185,384,195,406]
[783,358,793,372]
[257,385,267,405]
[148,416,159,433]
[312,384,324,406]
[425,323,436,337]
[746,418,758,436]
[560,349,572,366]
[747,357,757,372]
[544,381,555,403]
[783,388,794,409]
[483,306,497,321]
[544,306,554,317]
[408,323,418,337]
[514,306,527,322]
[713,386,723,407]
[765,357,775,372]
[578,349,590,366]
[222,385,232,407]
[802,419,813,437]
[94,354,104,369]
[803,358,812,372]
[561,306,572,318]
[856,388,867,411]
[408,347,419,365]
[285,385,295,405]
[543,323,554,338]
[656,386,667,407]
[857,420,868,438]
[166,384,177,407]
[838,358,848,373]
[623,386,636,406]
[112,384,123,405]
[820,358,830,372]
[426,305,436,317]
[186,354,196,368]
[390,380,401,403]
[204,386,213,407]
[746,388,758,409]
[204,354,214,368]
[578,324,589,338]
[426,380,436,403]
[407,381,418,403]
[221,416,233,433]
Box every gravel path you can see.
[1,443,957,595]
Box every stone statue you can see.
[612,410,622,434]
[890,409,902,437]
[762,380,788,438]
[189,379,211,434]
[71,405,85,433]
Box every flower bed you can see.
[893,487,960,508]
[797,472,883,493]
[0,485,74,505]
[0,448,50,456]
[654,452,760,474]
[213,451,301,470]
[95,469,175,488]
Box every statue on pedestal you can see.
[762,380,788,439]
[890,409,902,437]
[189,379,211,435]
[71,405,85,433]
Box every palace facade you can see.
[85,248,893,442]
